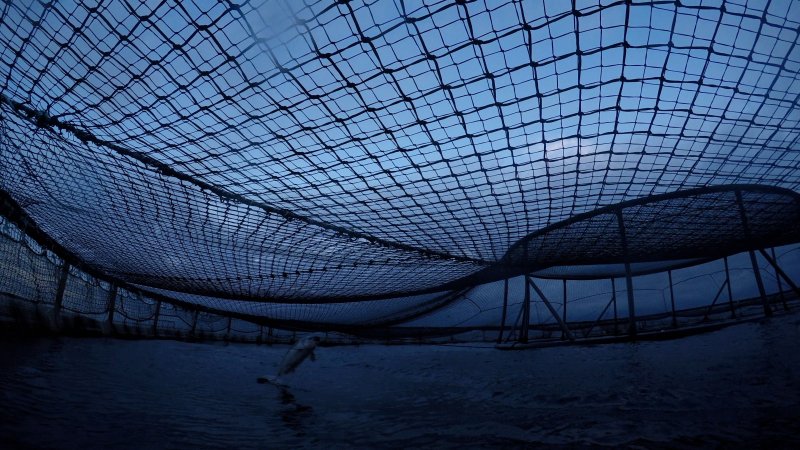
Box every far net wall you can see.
[0,215,298,343]
[4,208,797,344]
[401,246,800,342]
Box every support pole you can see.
[771,248,789,311]
[152,300,162,336]
[668,270,677,328]
[612,277,618,335]
[583,293,617,338]
[106,283,118,328]
[749,251,770,316]
[561,279,568,340]
[616,210,637,337]
[772,248,784,299]
[497,278,509,344]
[759,248,800,301]
[53,262,70,327]
[735,190,771,317]
[702,280,730,322]
[724,256,736,318]
[520,275,531,343]
[504,295,525,343]
[190,310,199,337]
[528,278,575,341]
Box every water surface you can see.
[2,317,799,449]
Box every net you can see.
[1,0,799,331]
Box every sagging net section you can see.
[1,0,800,308]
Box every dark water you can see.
[2,317,800,449]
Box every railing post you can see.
[152,299,161,337]
[520,274,531,343]
[497,277,509,344]
[771,248,789,311]
[190,310,199,337]
[106,283,118,331]
[611,277,618,335]
[616,209,637,337]
[561,279,568,340]
[668,270,677,328]
[724,256,736,318]
[53,261,70,328]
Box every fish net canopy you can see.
[1,0,800,329]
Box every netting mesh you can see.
[1,0,799,311]
[503,188,800,269]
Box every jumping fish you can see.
[258,334,321,385]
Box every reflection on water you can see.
[279,386,313,437]
[1,315,800,449]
